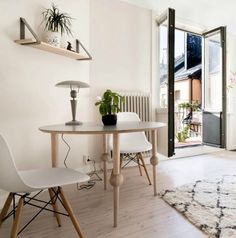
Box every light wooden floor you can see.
[1,150,236,238]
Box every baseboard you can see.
[227,145,236,151]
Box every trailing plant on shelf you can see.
[42,3,73,47]
[95,89,125,126]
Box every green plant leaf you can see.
[95,101,101,106]
[111,105,116,114]
[103,90,111,100]
[113,95,119,104]
[95,90,125,116]
[41,3,73,36]
[99,104,107,116]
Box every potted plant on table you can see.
[42,3,73,47]
[95,89,125,126]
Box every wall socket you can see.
[83,155,91,164]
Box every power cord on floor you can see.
[77,159,102,190]
[61,134,102,190]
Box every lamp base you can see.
[65,120,82,126]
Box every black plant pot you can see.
[102,114,117,126]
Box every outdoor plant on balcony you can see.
[178,101,201,112]
[176,125,190,143]
[178,101,201,124]
[176,101,201,143]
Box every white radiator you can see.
[119,92,151,122]
[119,92,152,157]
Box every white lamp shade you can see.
[56,80,90,88]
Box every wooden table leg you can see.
[50,133,59,221]
[51,133,59,168]
[109,133,123,227]
[101,134,110,190]
[150,130,158,196]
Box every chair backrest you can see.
[109,112,149,151]
[117,112,141,122]
[0,135,28,192]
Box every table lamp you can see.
[56,80,90,125]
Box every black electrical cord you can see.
[77,180,96,190]
[60,134,102,190]
[77,159,102,190]
[61,134,71,168]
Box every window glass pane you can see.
[187,33,202,69]
[204,33,222,110]
[159,24,168,108]
[159,27,186,108]
[175,29,185,60]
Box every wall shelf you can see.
[14,18,92,61]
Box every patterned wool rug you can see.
[159,175,236,238]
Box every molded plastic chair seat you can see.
[108,112,152,185]
[19,168,89,193]
[119,136,152,154]
[109,113,152,153]
[0,134,89,238]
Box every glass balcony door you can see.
[202,27,226,147]
[157,8,175,157]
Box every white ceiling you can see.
[121,0,236,35]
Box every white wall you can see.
[226,35,236,150]
[122,0,236,34]
[0,0,91,169]
[0,0,91,203]
[88,0,152,159]
[90,0,151,92]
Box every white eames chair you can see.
[109,112,152,185]
[0,134,89,238]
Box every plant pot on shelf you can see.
[45,31,61,47]
[102,114,117,126]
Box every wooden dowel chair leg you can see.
[10,197,24,238]
[0,193,13,227]
[58,187,84,238]
[103,159,108,190]
[140,154,152,185]
[49,188,62,227]
[137,153,142,176]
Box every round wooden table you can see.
[39,121,166,227]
